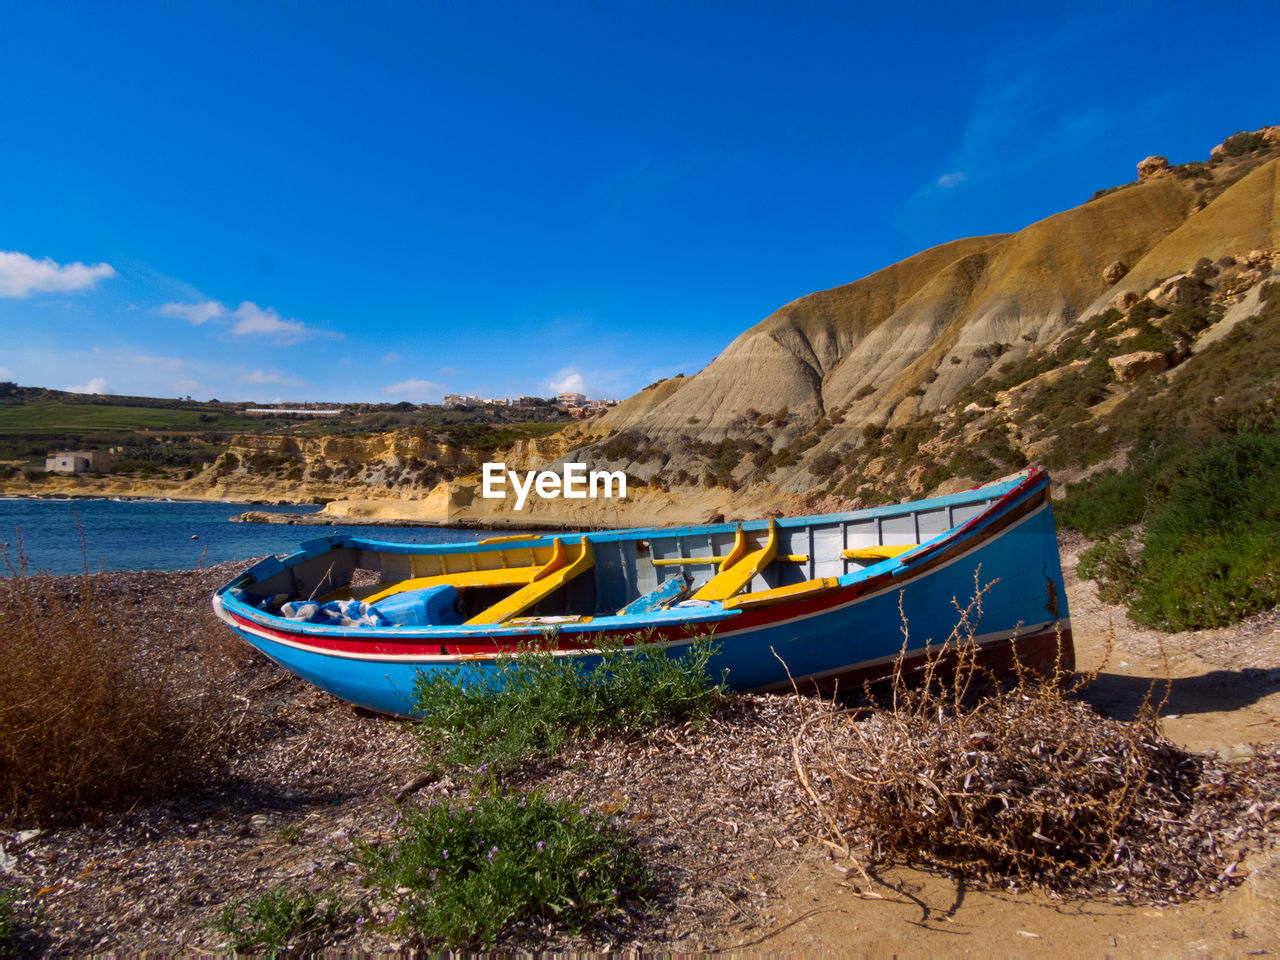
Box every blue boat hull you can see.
[213,470,1071,716]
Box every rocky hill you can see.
[34,127,1268,527]
[538,128,1279,514]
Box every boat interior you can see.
[226,485,1012,630]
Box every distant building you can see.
[245,408,342,416]
[557,392,588,407]
[45,450,115,473]
[443,394,481,408]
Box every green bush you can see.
[0,886,34,955]
[974,425,1027,469]
[215,887,344,957]
[1129,431,1279,630]
[599,431,645,462]
[1124,319,1178,357]
[1057,469,1147,537]
[361,790,649,947]
[412,633,728,776]
[1219,131,1268,156]
[1131,528,1277,631]
[1126,298,1167,326]
[1076,535,1139,605]
[810,450,843,476]
[1065,430,1279,631]
[1033,355,1115,429]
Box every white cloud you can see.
[437,366,461,376]
[131,354,185,372]
[548,369,587,395]
[240,369,305,387]
[381,352,401,365]
[544,365,638,399]
[67,377,110,395]
[0,250,116,298]
[157,299,339,345]
[382,378,447,403]
[937,171,967,188]
[229,302,315,344]
[0,366,11,378]
[160,300,226,324]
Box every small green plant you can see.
[361,789,649,947]
[277,823,305,844]
[810,450,843,476]
[413,632,728,775]
[1218,130,1268,157]
[1077,534,1139,605]
[215,887,343,957]
[0,887,31,955]
[1126,298,1167,326]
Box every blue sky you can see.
[1,1,1276,404]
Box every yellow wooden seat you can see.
[841,544,914,562]
[722,576,841,611]
[465,537,595,625]
[362,561,546,604]
[692,520,779,602]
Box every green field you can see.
[0,402,267,436]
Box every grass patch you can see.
[0,401,264,436]
[413,633,728,776]
[0,887,30,956]
[0,544,233,823]
[215,887,344,957]
[360,789,648,947]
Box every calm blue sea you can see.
[0,498,495,575]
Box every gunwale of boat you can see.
[214,471,1049,637]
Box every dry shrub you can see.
[792,577,1280,902]
[0,540,234,823]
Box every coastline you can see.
[229,509,601,531]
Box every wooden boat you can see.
[212,468,1072,716]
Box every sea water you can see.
[0,498,497,575]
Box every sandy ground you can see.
[712,533,1280,957]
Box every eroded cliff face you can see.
[580,174,1200,449]
[194,432,482,504]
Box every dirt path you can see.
[707,534,1280,956]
